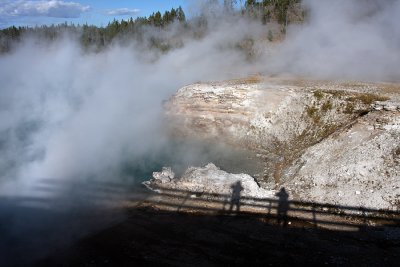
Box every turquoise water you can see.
[119,138,265,184]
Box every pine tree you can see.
[177,6,186,22]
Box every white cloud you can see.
[0,0,90,18]
[106,8,140,16]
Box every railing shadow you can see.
[1,178,398,266]
[140,186,400,231]
[39,183,400,267]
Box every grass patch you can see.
[321,101,333,112]
[347,93,390,105]
[313,90,324,100]
[323,90,348,99]
[306,105,318,117]
[344,102,355,114]
[306,105,321,123]
[229,75,263,85]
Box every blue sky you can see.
[0,0,188,28]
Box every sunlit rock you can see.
[144,163,274,199]
[162,77,400,210]
[152,167,175,184]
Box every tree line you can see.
[0,6,187,53]
[0,1,303,53]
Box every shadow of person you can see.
[229,181,244,214]
[275,187,289,227]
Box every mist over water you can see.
[1,0,399,195]
[0,15,268,264]
[0,25,261,193]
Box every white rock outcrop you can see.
[285,111,400,210]
[161,77,400,210]
[152,167,175,184]
[144,163,274,199]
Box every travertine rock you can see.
[144,163,274,199]
[284,111,400,210]
[161,77,400,210]
[152,167,175,184]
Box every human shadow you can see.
[148,186,400,230]
[39,185,400,267]
[12,180,399,267]
[275,187,289,227]
[228,181,244,213]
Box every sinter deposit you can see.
[144,163,274,199]
[155,77,400,210]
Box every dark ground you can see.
[1,181,399,267]
[38,205,400,267]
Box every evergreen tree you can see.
[170,8,177,21]
[177,6,186,22]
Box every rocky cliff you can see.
[160,76,400,210]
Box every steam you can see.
[271,0,400,81]
[1,0,399,196]
[0,16,269,263]
[0,17,267,197]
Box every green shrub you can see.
[344,102,354,114]
[313,90,324,100]
[306,105,318,117]
[321,100,333,112]
[347,93,389,105]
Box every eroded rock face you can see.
[165,80,303,151]
[161,77,400,210]
[144,163,274,199]
[285,111,400,210]
[165,78,388,185]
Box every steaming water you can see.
[0,129,264,266]
[0,31,266,264]
[121,138,265,181]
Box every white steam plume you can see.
[1,0,399,197]
[269,0,400,82]
[0,16,266,196]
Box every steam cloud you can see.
[271,0,400,81]
[0,14,268,263]
[0,17,265,196]
[1,0,399,195]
